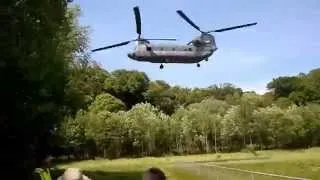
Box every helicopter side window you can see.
[172,48,176,51]
[146,46,152,51]
[160,48,164,51]
[188,48,192,51]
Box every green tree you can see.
[124,103,170,156]
[225,91,242,105]
[261,91,275,107]
[170,107,188,154]
[88,93,126,113]
[103,111,127,158]
[169,86,191,106]
[239,92,263,145]
[84,110,111,157]
[65,61,109,114]
[252,105,284,148]
[144,80,178,115]
[60,6,109,114]
[104,69,150,108]
[221,105,243,151]
[171,98,229,154]
[79,93,125,157]
[188,98,229,153]
[303,69,320,103]
[1,1,73,178]
[275,97,293,109]
[299,104,320,146]
[267,76,301,98]
[58,115,86,159]
[209,83,243,100]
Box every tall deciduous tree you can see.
[267,76,301,98]
[104,69,150,108]
[65,62,109,114]
[144,80,178,115]
[239,92,263,145]
[252,105,284,148]
[2,0,73,178]
[88,93,126,113]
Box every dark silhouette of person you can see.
[143,167,166,180]
[34,155,53,180]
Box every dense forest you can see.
[58,67,320,159]
[2,2,320,179]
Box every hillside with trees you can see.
[3,2,320,179]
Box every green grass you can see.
[55,148,320,180]
[221,160,320,179]
[206,148,320,179]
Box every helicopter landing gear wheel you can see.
[197,63,200,67]
[160,64,164,69]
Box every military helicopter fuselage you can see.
[128,33,217,64]
[91,6,257,69]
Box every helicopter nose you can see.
[127,52,135,59]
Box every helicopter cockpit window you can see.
[188,48,192,51]
[205,40,212,44]
[201,34,214,45]
[172,48,176,51]
[146,46,152,51]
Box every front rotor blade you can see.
[91,41,131,52]
[209,22,257,33]
[176,10,202,32]
[133,6,141,35]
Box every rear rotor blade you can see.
[133,6,141,36]
[91,41,131,52]
[176,10,202,33]
[208,22,257,33]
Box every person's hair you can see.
[61,168,83,180]
[145,167,166,180]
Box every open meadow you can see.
[55,148,320,180]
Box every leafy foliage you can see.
[144,80,178,115]
[88,93,126,113]
[104,69,150,108]
[1,0,72,178]
[63,94,320,158]
[65,62,109,114]
[267,69,320,105]
[267,76,302,98]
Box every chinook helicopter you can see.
[91,6,257,69]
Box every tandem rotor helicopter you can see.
[91,6,257,69]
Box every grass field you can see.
[55,148,320,180]
[210,148,320,179]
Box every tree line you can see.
[58,80,320,159]
[2,2,320,179]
